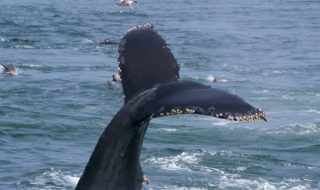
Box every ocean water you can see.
[1,0,320,189]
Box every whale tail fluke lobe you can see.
[133,80,266,122]
[76,25,266,190]
[118,25,179,103]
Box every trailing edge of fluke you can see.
[75,24,267,190]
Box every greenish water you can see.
[1,0,320,189]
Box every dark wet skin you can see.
[76,25,266,190]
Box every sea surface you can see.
[1,0,320,189]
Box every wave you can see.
[143,149,316,189]
[210,119,231,126]
[145,151,203,172]
[266,123,320,135]
[12,45,34,49]
[305,109,320,114]
[28,168,79,189]
[212,177,312,190]
[80,39,95,44]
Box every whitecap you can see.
[14,45,33,49]
[214,176,311,190]
[81,39,95,44]
[268,123,319,135]
[149,185,206,190]
[305,109,320,114]
[206,74,215,82]
[145,151,202,171]
[234,166,247,171]
[210,119,230,126]
[271,70,286,74]
[155,186,206,190]
[161,128,177,132]
[30,168,79,189]
[21,64,43,68]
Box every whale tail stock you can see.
[75,25,266,190]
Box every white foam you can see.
[214,176,311,190]
[145,151,202,171]
[305,109,320,114]
[207,74,215,82]
[161,128,177,132]
[14,45,33,49]
[269,123,319,135]
[30,168,79,189]
[234,166,247,171]
[271,70,286,74]
[284,162,315,170]
[262,70,285,77]
[81,39,95,44]
[21,64,43,68]
[211,119,230,126]
[150,186,206,190]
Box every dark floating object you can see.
[0,64,17,76]
[76,25,267,190]
[100,39,119,45]
[7,38,29,42]
[106,74,121,88]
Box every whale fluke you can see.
[76,25,266,190]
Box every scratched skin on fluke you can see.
[75,24,267,190]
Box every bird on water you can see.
[117,0,137,11]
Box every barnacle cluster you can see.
[225,108,267,122]
[126,23,154,33]
[155,107,266,122]
[156,107,192,117]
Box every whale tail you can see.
[76,25,266,190]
